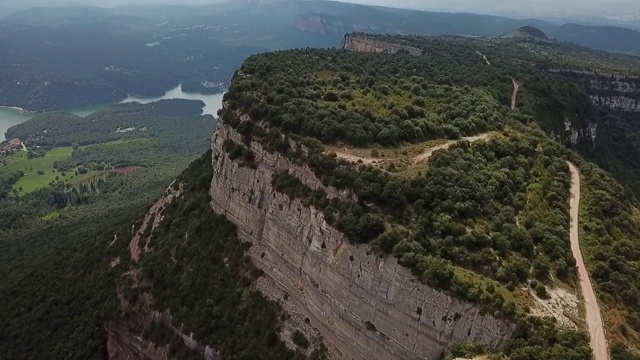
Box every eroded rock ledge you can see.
[341,34,426,56]
[209,117,515,360]
[551,69,640,112]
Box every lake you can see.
[0,85,224,141]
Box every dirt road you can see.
[568,162,609,360]
[511,78,520,111]
[476,51,491,66]
[412,134,489,165]
[331,134,489,166]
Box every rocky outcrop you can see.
[562,118,597,146]
[107,182,221,360]
[551,69,640,112]
[295,15,331,35]
[129,182,181,263]
[209,117,515,360]
[588,75,640,112]
[106,311,222,360]
[106,322,168,360]
[341,34,426,56]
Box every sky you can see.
[1,0,639,22]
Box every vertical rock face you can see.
[551,70,640,112]
[588,75,640,111]
[341,34,426,56]
[209,118,515,360]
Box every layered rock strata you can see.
[209,117,515,360]
[341,34,425,56]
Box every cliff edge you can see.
[341,33,426,56]
[209,115,515,360]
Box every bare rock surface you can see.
[210,119,515,360]
[341,34,425,56]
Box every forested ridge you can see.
[219,34,640,358]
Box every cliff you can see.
[588,74,640,112]
[341,34,426,56]
[209,117,515,360]
[550,69,640,112]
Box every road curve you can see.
[568,162,609,360]
[412,134,489,165]
[330,134,490,166]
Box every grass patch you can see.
[1,147,73,193]
[0,146,109,194]
[41,212,61,221]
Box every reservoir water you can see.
[120,85,224,117]
[0,85,224,141]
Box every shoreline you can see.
[0,84,226,114]
[0,106,39,115]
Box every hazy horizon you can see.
[0,0,639,22]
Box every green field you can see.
[0,147,101,193]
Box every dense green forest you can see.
[0,98,217,358]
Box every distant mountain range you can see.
[3,0,640,56]
[293,3,640,55]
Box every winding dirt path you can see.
[412,134,489,165]
[476,51,491,66]
[568,162,609,360]
[331,134,490,166]
[511,78,520,111]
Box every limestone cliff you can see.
[341,34,426,56]
[105,311,222,360]
[209,116,515,360]
[551,69,640,112]
[588,74,640,112]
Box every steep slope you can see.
[109,152,329,359]
[209,119,514,360]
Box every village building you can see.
[0,138,23,155]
